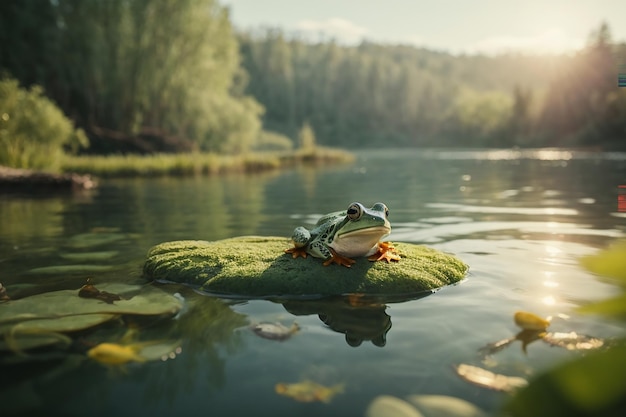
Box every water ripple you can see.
[425,203,578,216]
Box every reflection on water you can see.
[280,292,435,348]
[283,296,425,348]
[1,149,626,416]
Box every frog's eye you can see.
[372,202,389,218]
[347,202,363,220]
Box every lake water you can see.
[1,148,625,416]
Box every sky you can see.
[222,0,626,55]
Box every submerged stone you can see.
[143,236,468,298]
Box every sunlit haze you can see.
[223,0,626,54]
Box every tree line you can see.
[238,23,625,149]
[1,0,624,161]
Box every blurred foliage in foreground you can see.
[504,240,626,417]
[0,77,87,170]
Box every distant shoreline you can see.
[0,147,354,191]
[0,166,97,191]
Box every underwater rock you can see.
[143,236,469,298]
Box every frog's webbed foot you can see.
[285,246,308,259]
[285,227,311,259]
[323,248,356,267]
[368,241,401,263]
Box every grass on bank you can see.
[60,147,355,178]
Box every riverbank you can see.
[60,147,354,178]
[0,148,353,191]
[0,166,97,191]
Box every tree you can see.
[298,122,317,151]
[538,22,619,146]
[0,0,264,154]
[507,85,534,146]
[0,77,88,170]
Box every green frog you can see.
[285,202,401,267]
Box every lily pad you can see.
[26,265,115,275]
[66,232,127,249]
[0,283,182,351]
[143,236,469,298]
[60,251,119,262]
[455,364,528,393]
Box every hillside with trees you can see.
[1,0,624,158]
[238,23,625,149]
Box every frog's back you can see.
[314,210,345,227]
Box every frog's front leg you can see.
[285,226,311,259]
[307,241,356,267]
[323,248,357,267]
[368,241,401,263]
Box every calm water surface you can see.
[1,149,625,416]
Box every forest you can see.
[1,0,625,164]
[239,25,625,149]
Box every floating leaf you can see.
[27,265,114,275]
[66,232,126,249]
[406,394,488,417]
[455,364,528,392]
[249,322,299,341]
[275,380,344,403]
[479,337,516,357]
[514,311,550,331]
[366,395,425,417]
[0,283,181,325]
[138,339,183,362]
[541,332,604,351]
[0,283,182,351]
[60,251,119,262]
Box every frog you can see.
[284,202,401,267]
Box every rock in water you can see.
[143,236,468,299]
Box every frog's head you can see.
[331,202,391,257]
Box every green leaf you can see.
[579,240,626,283]
[577,293,626,317]
[503,344,626,417]
[0,283,182,351]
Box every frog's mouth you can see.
[332,226,391,257]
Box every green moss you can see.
[143,236,468,298]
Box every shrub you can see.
[0,77,88,170]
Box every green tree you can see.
[238,24,623,149]
[0,0,264,154]
[507,85,534,146]
[0,77,88,170]
[538,22,620,146]
[298,122,317,151]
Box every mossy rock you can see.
[143,236,468,299]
